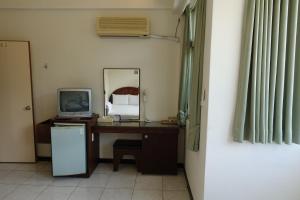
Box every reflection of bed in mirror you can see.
[105,87,140,120]
[104,68,140,120]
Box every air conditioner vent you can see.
[96,17,150,37]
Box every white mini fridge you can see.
[51,123,86,176]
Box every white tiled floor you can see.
[0,162,190,200]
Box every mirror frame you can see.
[103,68,141,121]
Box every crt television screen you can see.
[60,91,90,112]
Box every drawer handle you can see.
[144,134,148,139]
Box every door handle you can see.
[25,106,31,111]
[144,134,148,139]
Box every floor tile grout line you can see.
[65,185,78,200]
[0,170,34,186]
[1,163,187,200]
[133,188,164,191]
[131,172,138,200]
[65,179,82,200]
[99,169,117,200]
[1,183,19,200]
[162,176,164,200]
[97,187,105,200]
[17,171,36,186]
[101,171,112,189]
[33,184,49,200]
[0,168,21,183]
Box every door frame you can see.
[0,40,36,162]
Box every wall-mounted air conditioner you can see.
[96,17,150,37]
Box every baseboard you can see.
[183,167,194,200]
[177,163,184,168]
[98,158,185,169]
[37,156,51,161]
[37,157,139,164]
[98,158,136,164]
[37,156,185,169]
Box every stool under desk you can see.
[93,122,179,174]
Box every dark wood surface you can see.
[141,131,178,174]
[35,119,52,143]
[113,140,142,172]
[36,114,99,177]
[94,122,179,174]
[36,119,179,175]
[111,87,139,95]
[94,122,179,133]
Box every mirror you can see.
[103,68,140,121]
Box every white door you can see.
[0,41,35,162]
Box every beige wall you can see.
[0,9,184,161]
[0,0,174,9]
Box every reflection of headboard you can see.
[109,87,139,103]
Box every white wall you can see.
[0,9,184,161]
[184,0,213,199]
[202,0,300,200]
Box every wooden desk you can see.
[93,122,179,174]
[36,120,179,175]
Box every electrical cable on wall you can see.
[149,17,181,42]
[142,90,151,123]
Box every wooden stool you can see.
[113,139,142,172]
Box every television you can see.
[57,88,92,117]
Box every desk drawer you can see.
[142,128,179,135]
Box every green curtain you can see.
[233,0,300,144]
[178,8,192,126]
[177,0,206,151]
[187,0,206,151]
